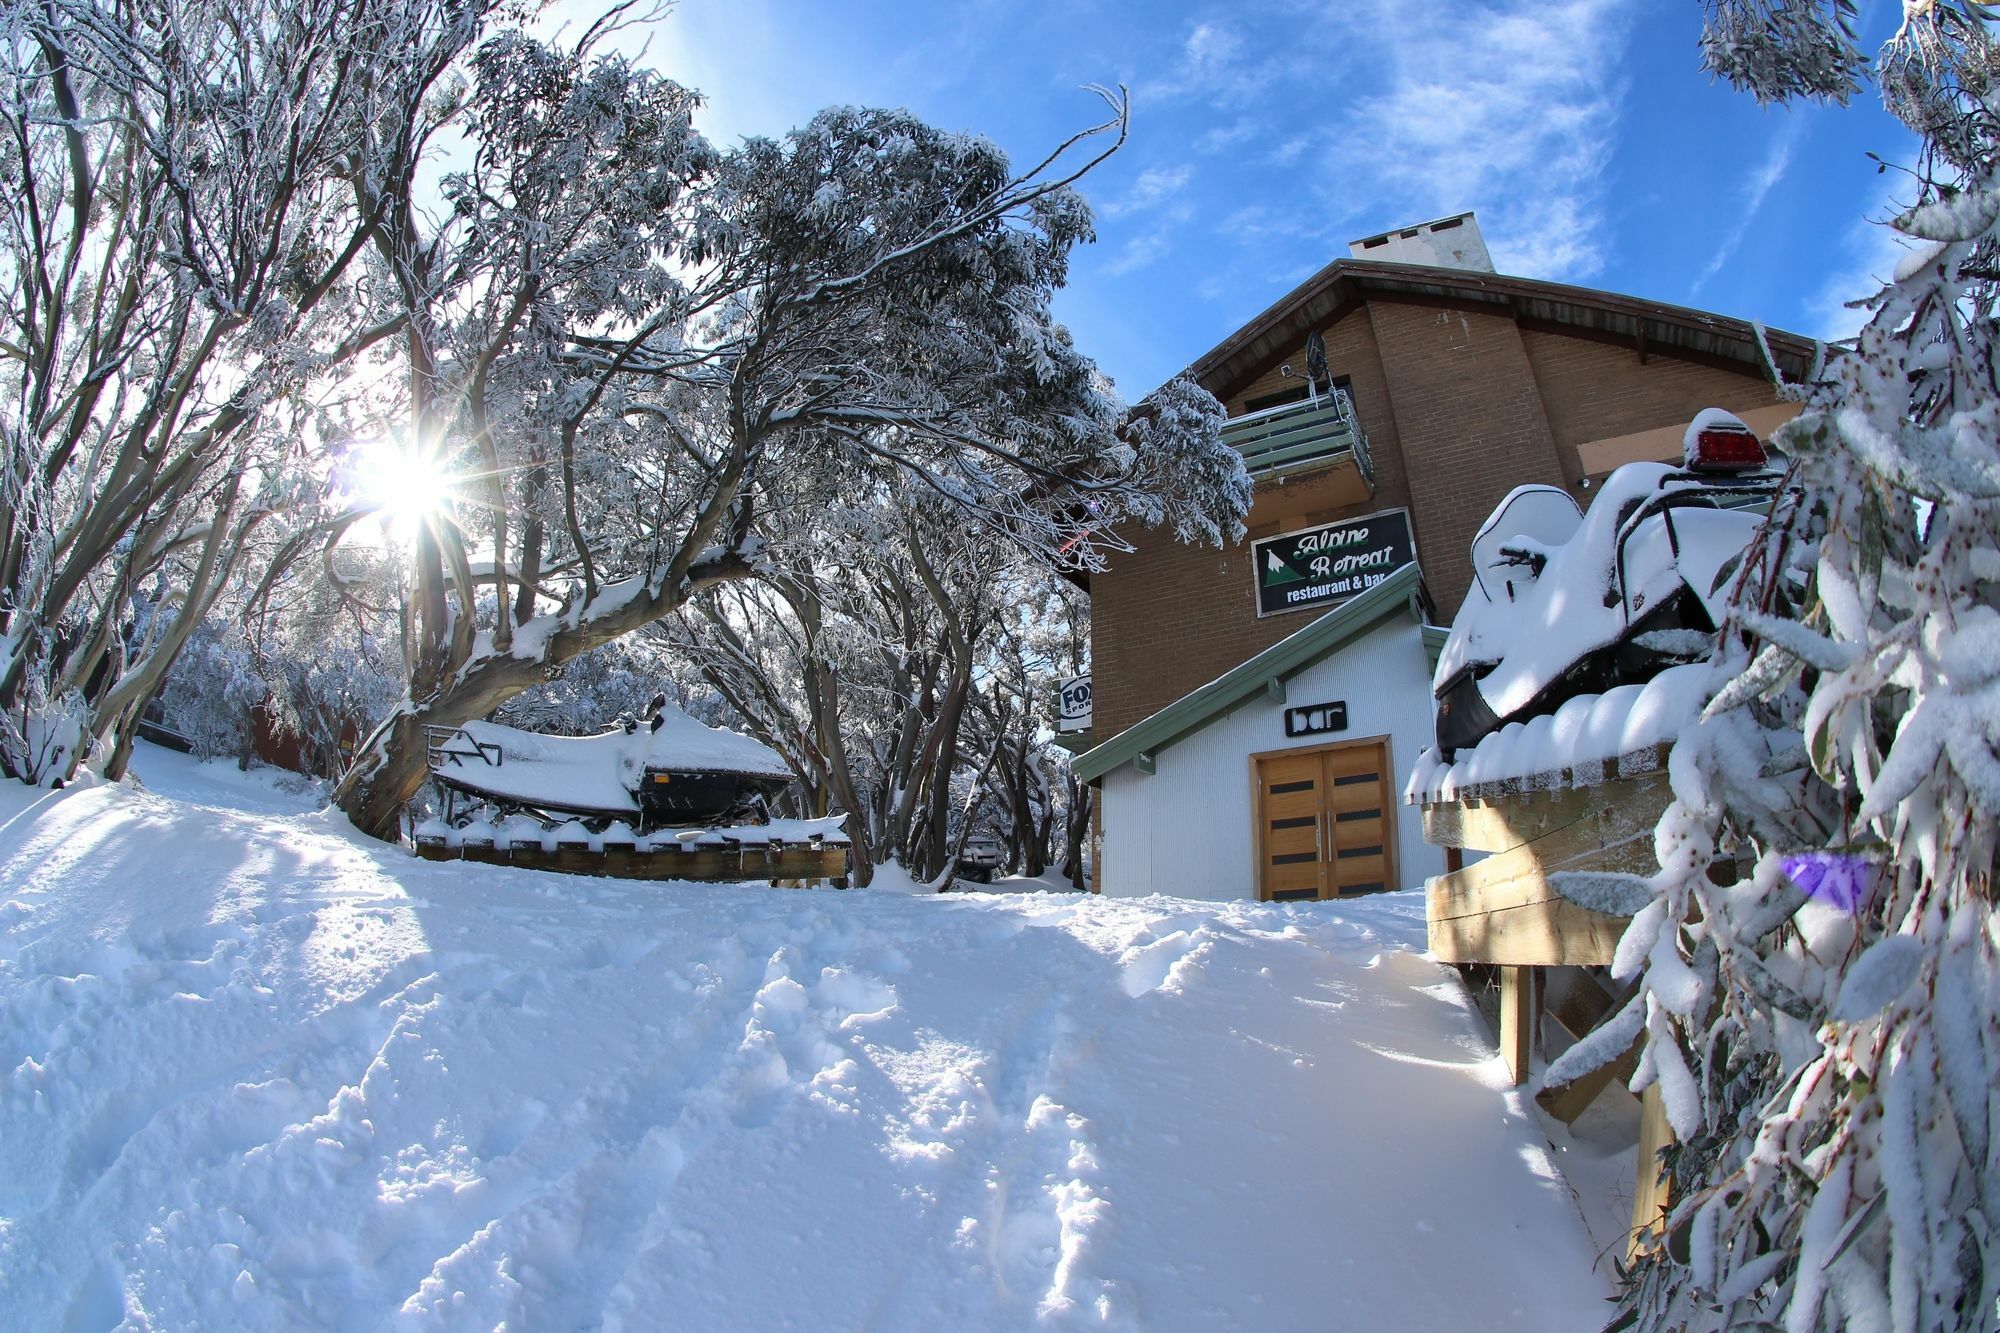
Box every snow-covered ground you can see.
[2,745,1612,1330]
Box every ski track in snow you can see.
[0,749,1609,1331]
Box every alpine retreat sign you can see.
[1252,508,1416,617]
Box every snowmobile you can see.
[425,695,794,832]
[1431,409,1784,758]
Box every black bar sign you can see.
[1285,701,1348,738]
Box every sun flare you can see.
[350,435,456,541]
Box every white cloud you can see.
[1104,230,1174,277]
[1185,21,1242,73]
[1267,134,1310,166]
[1103,164,1195,218]
[1140,16,1277,109]
[1195,116,1261,154]
[1691,116,1805,294]
[1805,175,1923,342]
[1331,0,1634,281]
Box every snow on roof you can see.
[438,708,790,813]
[1405,662,1709,804]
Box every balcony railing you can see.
[1220,389,1374,488]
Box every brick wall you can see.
[1367,301,1569,624]
[1090,296,1787,747]
[1521,327,1790,479]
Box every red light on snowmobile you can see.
[1688,425,1766,472]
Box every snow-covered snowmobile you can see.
[426,696,794,831]
[1431,409,1783,758]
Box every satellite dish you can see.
[1304,330,1329,391]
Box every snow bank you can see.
[0,744,1608,1329]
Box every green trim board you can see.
[1422,624,1450,673]
[1071,562,1424,784]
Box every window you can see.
[1244,386,1309,414]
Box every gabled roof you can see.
[1070,563,1425,783]
[1184,258,1824,406]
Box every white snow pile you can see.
[409,813,848,853]
[1,746,1609,1330]
[1407,662,1709,804]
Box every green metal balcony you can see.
[1220,391,1375,489]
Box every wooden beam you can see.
[1537,1031,1641,1125]
[1628,1084,1674,1262]
[1499,965,1535,1086]
[1426,806,1656,966]
[1421,768,1671,853]
[413,839,850,883]
[1425,768,1672,967]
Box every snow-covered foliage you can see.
[317,54,1244,838]
[493,637,677,738]
[4,3,1242,834]
[156,618,267,764]
[661,474,1096,888]
[0,0,495,785]
[1598,6,2000,1327]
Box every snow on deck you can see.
[0,746,1609,1330]
[410,812,850,851]
[1407,661,1709,805]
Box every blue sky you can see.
[588,0,1919,399]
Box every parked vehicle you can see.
[1432,410,1783,758]
[955,835,1003,883]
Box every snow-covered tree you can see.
[154,615,267,764]
[0,0,497,784]
[669,490,1011,887]
[1576,5,2000,1326]
[961,581,1093,883]
[667,451,1118,889]
[324,52,1248,838]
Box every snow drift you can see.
[0,747,1608,1329]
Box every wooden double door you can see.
[1254,739,1395,901]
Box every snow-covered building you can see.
[1071,213,1819,901]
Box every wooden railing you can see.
[425,724,501,771]
[1220,391,1375,486]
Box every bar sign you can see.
[1284,701,1348,738]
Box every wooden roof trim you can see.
[1181,258,1823,404]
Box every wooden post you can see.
[1499,964,1535,1086]
[1628,1083,1673,1261]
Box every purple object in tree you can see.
[1781,852,1874,914]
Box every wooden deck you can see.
[1418,758,1679,1260]
[1425,768,1671,968]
